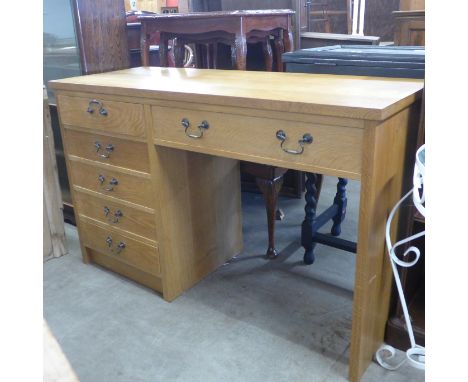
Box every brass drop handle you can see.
[98,175,118,191]
[104,178,119,191]
[87,99,108,116]
[106,236,113,248]
[181,118,209,139]
[113,210,123,223]
[95,141,114,158]
[102,144,114,158]
[116,241,126,254]
[276,130,313,155]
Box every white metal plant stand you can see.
[375,144,426,371]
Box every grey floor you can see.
[44,176,425,382]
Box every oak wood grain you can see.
[58,94,145,137]
[152,104,363,179]
[88,249,163,292]
[68,159,154,208]
[80,218,161,276]
[74,191,158,243]
[349,102,420,381]
[64,128,151,173]
[144,105,243,301]
[49,67,424,121]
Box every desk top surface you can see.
[50,67,423,121]
[137,10,295,21]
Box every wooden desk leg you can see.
[232,34,247,70]
[256,175,284,259]
[173,38,185,68]
[263,37,273,72]
[301,172,318,264]
[140,27,150,67]
[207,43,218,69]
[349,105,419,382]
[195,44,204,68]
[159,33,169,67]
[206,43,212,69]
[331,178,348,236]
[284,28,294,52]
[273,36,284,72]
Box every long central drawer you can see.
[152,105,363,179]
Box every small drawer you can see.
[80,220,160,276]
[74,191,157,242]
[152,105,363,178]
[69,160,154,208]
[64,129,150,173]
[58,95,145,137]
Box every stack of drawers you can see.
[57,94,162,292]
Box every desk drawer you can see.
[69,160,154,208]
[64,129,150,173]
[58,95,145,137]
[80,220,160,276]
[152,105,363,178]
[74,191,157,242]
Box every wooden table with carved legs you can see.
[138,10,294,71]
[139,10,295,259]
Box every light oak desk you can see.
[50,68,423,382]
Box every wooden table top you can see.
[300,32,380,42]
[49,67,423,121]
[137,10,295,21]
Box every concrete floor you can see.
[44,176,424,382]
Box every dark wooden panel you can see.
[221,0,292,10]
[72,0,130,74]
[306,0,349,34]
[192,0,222,11]
[364,0,400,41]
[393,11,425,46]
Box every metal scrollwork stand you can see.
[376,145,426,371]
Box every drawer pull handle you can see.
[106,236,113,247]
[276,130,313,155]
[181,118,209,139]
[113,210,123,223]
[116,242,126,254]
[104,178,119,191]
[102,144,114,158]
[95,142,114,158]
[87,99,108,116]
[98,175,118,191]
[103,207,123,223]
[105,236,125,253]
